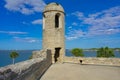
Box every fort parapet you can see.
[0,50,52,80]
[64,57,120,66]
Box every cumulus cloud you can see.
[67,6,120,40]
[4,0,46,15]
[32,19,42,25]
[0,31,28,35]
[13,37,40,43]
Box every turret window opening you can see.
[55,13,60,28]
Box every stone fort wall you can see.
[64,57,120,66]
[0,50,52,80]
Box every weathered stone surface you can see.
[64,57,120,66]
[32,49,46,59]
[0,50,52,80]
[44,2,64,12]
[43,2,65,63]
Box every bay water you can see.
[0,50,120,67]
[0,50,33,67]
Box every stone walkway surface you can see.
[40,63,120,80]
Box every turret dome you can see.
[43,2,64,12]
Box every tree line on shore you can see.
[84,48,120,51]
[71,47,119,57]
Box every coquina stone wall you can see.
[0,50,52,80]
[64,57,120,66]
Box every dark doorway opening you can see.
[54,47,61,62]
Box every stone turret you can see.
[42,2,65,63]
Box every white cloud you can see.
[0,31,28,35]
[66,29,85,40]
[86,6,120,36]
[13,37,40,43]
[72,22,78,26]
[32,19,42,25]
[22,21,30,25]
[72,11,84,20]
[68,6,120,39]
[4,0,46,15]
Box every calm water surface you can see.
[0,50,120,67]
[0,50,33,67]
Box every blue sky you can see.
[0,0,120,50]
